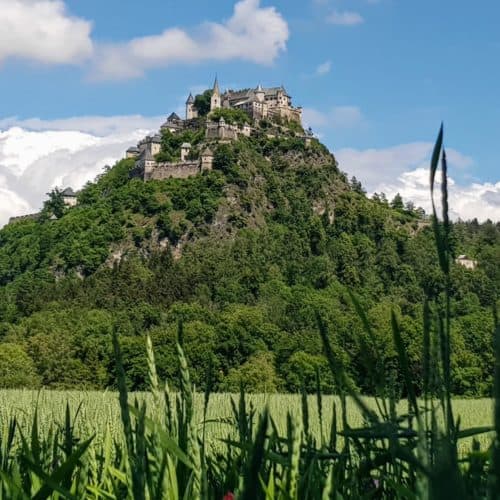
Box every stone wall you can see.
[206,121,242,140]
[268,106,302,124]
[8,213,40,224]
[146,161,200,181]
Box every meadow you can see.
[0,390,495,456]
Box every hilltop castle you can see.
[185,77,302,124]
[127,78,307,182]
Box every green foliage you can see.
[0,124,497,398]
[222,351,281,392]
[156,128,205,162]
[193,89,212,116]
[0,343,39,388]
[43,188,66,218]
[209,107,251,126]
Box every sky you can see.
[0,0,499,225]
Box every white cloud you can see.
[91,0,289,80]
[315,60,332,76]
[0,0,93,65]
[0,115,163,137]
[0,175,32,225]
[327,10,364,26]
[336,143,499,221]
[335,143,474,189]
[303,106,364,129]
[0,116,161,226]
[377,168,500,222]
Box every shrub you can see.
[0,343,40,388]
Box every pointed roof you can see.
[256,83,263,92]
[186,92,194,104]
[213,75,220,94]
[168,112,181,121]
[61,187,76,197]
[202,147,213,156]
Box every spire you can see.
[213,75,220,95]
[256,83,263,92]
[186,92,194,104]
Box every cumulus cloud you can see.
[0,115,163,137]
[376,168,500,222]
[91,0,289,80]
[336,143,499,221]
[327,10,364,26]
[335,143,473,190]
[0,116,161,226]
[0,0,93,65]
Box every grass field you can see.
[0,390,494,455]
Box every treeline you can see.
[0,134,498,395]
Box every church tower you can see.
[186,92,197,120]
[210,76,221,111]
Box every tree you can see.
[350,176,365,194]
[44,188,66,218]
[209,108,250,126]
[390,193,404,210]
[193,90,213,116]
[0,343,40,388]
[221,351,281,392]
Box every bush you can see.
[0,343,40,388]
[222,351,281,392]
[209,108,251,126]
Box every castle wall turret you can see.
[180,143,192,162]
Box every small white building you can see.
[455,255,478,270]
[61,187,78,207]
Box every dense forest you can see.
[0,126,498,395]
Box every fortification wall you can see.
[8,213,40,224]
[147,161,200,180]
[206,122,240,140]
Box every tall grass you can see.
[0,126,497,498]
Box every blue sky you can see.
[0,0,499,224]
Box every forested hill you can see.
[0,128,498,395]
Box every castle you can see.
[185,77,302,124]
[127,78,306,182]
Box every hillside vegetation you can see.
[0,129,498,394]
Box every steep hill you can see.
[0,127,498,394]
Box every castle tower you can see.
[180,142,192,162]
[210,76,221,111]
[255,84,265,103]
[186,93,197,120]
[201,147,214,171]
[217,116,227,139]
